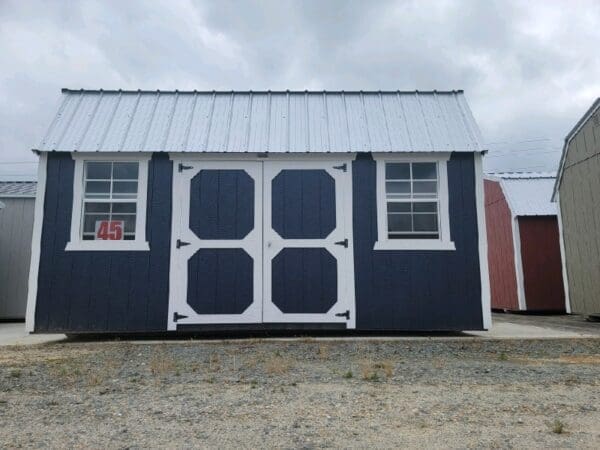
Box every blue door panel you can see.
[187,248,253,314]
[272,248,337,313]
[271,170,336,239]
[189,169,254,240]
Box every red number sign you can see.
[95,220,124,240]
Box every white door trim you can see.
[261,159,356,328]
[167,160,263,330]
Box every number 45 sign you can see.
[95,220,124,240]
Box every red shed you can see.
[484,173,565,312]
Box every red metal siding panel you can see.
[485,180,519,310]
[518,217,566,311]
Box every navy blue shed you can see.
[25,89,491,333]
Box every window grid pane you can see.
[82,161,140,240]
[385,161,440,240]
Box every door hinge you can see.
[335,310,350,320]
[178,163,193,172]
[173,312,188,322]
[332,163,347,172]
[334,238,349,248]
[176,239,190,249]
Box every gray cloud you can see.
[1,0,598,175]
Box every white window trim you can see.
[373,153,455,251]
[65,153,151,251]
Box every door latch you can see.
[334,238,348,248]
[332,163,347,172]
[176,239,190,249]
[335,310,350,320]
[173,312,188,322]
[178,163,193,172]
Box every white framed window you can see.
[373,153,455,251]
[65,154,150,251]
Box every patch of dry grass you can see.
[264,354,293,375]
[359,360,394,381]
[316,344,330,360]
[149,348,176,376]
[549,419,566,434]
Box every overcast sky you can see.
[1,0,599,177]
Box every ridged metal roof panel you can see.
[36,90,485,153]
[0,181,37,198]
[486,173,557,216]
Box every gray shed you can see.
[0,179,37,320]
[553,98,600,317]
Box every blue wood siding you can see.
[352,153,483,330]
[34,153,172,333]
[34,152,482,332]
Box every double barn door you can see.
[168,158,355,330]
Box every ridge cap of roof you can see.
[61,88,466,95]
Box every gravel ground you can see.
[1,338,599,449]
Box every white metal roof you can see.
[486,172,557,216]
[35,89,484,154]
[0,181,37,198]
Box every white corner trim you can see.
[512,216,527,311]
[25,153,48,333]
[372,153,455,251]
[555,193,571,313]
[65,154,151,252]
[474,152,492,330]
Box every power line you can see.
[485,137,552,146]
[486,149,561,159]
